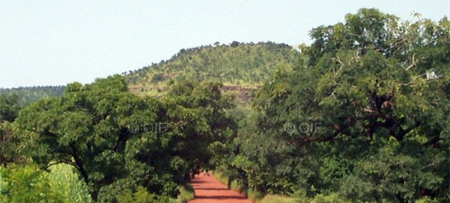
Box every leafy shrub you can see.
[115,186,173,203]
[0,164,65,203]
[177,184,195,203]
[310,193,348,203]
[46,163,92,203]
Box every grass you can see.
[211,170,295,203]
[260,194,296,203]
[177,183,195,203]
[247,190,265,202]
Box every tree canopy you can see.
[0,94,22,165]
[12,75,236,202]
[233,8,450,202]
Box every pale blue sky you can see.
[1,1,449,88]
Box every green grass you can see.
[247,190,265,202]
[260,194,296,203]
[177,183,195,203]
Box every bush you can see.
[0,164,66,203]
[46,163,92,203]
[115,186,173,203]
[177,184,195,203]
[310,193,348,203]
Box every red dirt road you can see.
[189,172,252,203]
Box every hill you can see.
[0,86,65,105]
[0,42,298,104]
[124,41,299,102]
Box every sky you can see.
[1,1,449,88]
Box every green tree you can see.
[0,94,22,165]
[236,8,450,202]
[162,80,237,174]
[14,76,237,202]
[0,94,20,122]
[15,75,160,201]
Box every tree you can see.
[236,8,450,202]
[0,94,22,165]
[162,80,237,174]
[14,76,237,202]
[0,94,20,122]
[14,75,175,201]
[15,76,131,200]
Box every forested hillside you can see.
[125,41,298,99]
[0,86,65,105]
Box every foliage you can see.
[163,80,237,171]
[0,94,23,165]
[125,42,298,98]
[176,184,195,203]
[0,164,66,203]
[234,8,450,203]
[0,86,65,105]
[12,75,236,202]
[259,195,296,203]
[115,186,173,203]
[0,94,21,122]
[47,163,93,203]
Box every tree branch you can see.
[405,53,416,70]
[423,136,440,147]
[70,142,89,184]
[396,121,422,141]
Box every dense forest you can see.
[1,9,450,203]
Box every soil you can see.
[188,172,252,203]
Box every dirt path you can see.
[188,172,252,203]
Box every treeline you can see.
[0,86,65,105]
